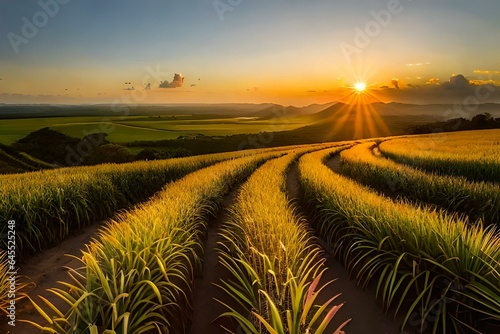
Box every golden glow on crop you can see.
[219,146,350,332]
[299,145,500,332]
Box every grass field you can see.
[0,115,309,145]
[0,102,445,148]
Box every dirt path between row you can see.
[188,187,242,334]
[0,221,105,334]
[286,159,403,334]
[324,153,342,172]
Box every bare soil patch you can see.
[0,222,105,334]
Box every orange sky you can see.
[1,1,500,105]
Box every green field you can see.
[0,115,309,145]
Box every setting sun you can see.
[354,82,367,92]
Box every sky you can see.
[1,0,500,106]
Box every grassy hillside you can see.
[0,143,55,174]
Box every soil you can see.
[187,187,243,334]
[0,221,105,334]
[324,154,343,172]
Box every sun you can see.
[354,82,367,92]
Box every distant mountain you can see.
[0,103,277,119]
[250,102,338,119]
[269,101,500,142]
[301,102,338,114]
[280,102,437,141]
[1,102,499,120]
[0,101,341,119]
[310,102,500,119]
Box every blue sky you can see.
[1,0,499,105]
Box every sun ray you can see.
[327,78,391,140]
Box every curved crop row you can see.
[379,130,500,184]
[340,142,500,226]
[219,145,350,333]
[0,147,285,258]
[25,151,280,333]
[299,147,500,333]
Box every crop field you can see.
[379,130,500,184]
[0,129,499,334]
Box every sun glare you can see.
[354,82,367,92]
[327,76,390,141]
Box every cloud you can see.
[375,74,500,104]
[473,70,500,75]
[405,62,430,67]
[471,70,500,86]
[159,73,184,88]
[426,78,441,86]
[391,79,400,89]
[442,74,470,90]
